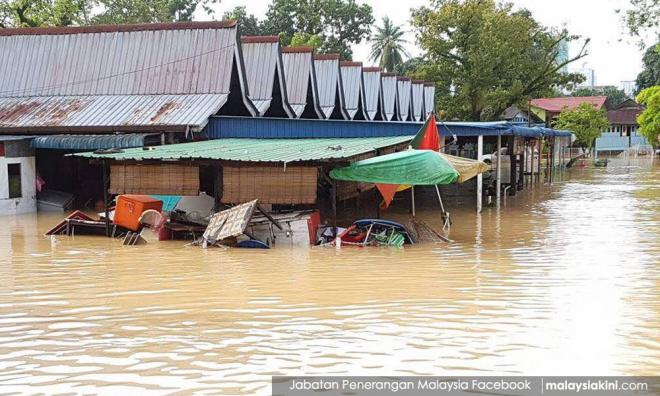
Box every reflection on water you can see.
[0,158,658,395]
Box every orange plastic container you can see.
[113,195,163,231]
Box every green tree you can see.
[636,43,660,92]
[618,0,660,46]
[290,32,322,49]
[92,0,218,24]
[636,85,660,147]
[223,6,265,36]
[553,103,611,154]
[411,0,587,121]
[263,0,374,59]
[571,86,630,107]
[0,0,90,28]
[369,17,410,72]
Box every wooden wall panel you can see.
[110,164,199,195]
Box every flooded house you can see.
[0,21,572,220]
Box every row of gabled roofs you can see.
[0,21,435,134]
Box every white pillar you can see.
[476,135,483,213]
[496,135,501,208]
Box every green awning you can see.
[330,150,460,185]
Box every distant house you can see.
[501,106,542,124]
[530,96,609,126]
[595,99,650,153]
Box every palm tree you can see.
[369,17,410,72]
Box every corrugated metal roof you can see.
[411,81,424,121]
[314,56,347,119]
[396,79,412,121]
[0,94,227,131]
[241,37,294,117]
[73,136,412,162]
[530,96,608,112]
[0,135,35,142]
[362,69,381,121]
[423,85,435,117]
[340,62,365,120]
[0,23,239,97]
[31,133,155,150]
[281,48,322,118]
[381,74,398,121]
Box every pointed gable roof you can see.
[339,61,366,120]
[241,36,294,117]
[313,54,348,119]
[362,67,382,120]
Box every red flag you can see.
[410,113,440,151]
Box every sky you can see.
[201,0,652,87]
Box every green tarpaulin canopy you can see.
[330,150,460,185]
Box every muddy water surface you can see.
[0,158,658,395]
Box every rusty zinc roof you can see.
[0,94,228,132]
[0,22,241,97]
[241,36,294,117]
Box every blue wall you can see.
[204,116,424,139]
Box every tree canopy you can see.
[636,43,660,92]
[619,0,660,46]
[0,0,219,27]
[263,0,373,59]
[636,85,660,147]
[410,0,588,121]
[570,86,630,107]
[222,6,263,36]
[553,103,610,153]
[0,0,91,27]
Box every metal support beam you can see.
[331,180,337,238]
[411,186,416,217]
[537,138,542,183]
[496,135,501,208]
[102,160,110,237]
[476,135,483,213]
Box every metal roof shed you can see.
[411,81,425,122]
[396,77,412,121]
[240,36,294,118]
[313,54,348,120]
[73,136,413,163]
[0,21,257,134]
[339,62,366,120]
[424,83,436,117]
[362,67,382,120]
[281,47,324,119]
[380,73,398,121]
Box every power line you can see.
[0,41,236,97]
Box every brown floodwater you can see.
[1,157,658,395]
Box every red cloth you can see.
[411,114,440,151]
[376,183,399,209]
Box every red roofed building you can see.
[530,96,609,125]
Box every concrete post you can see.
[496,135,501,208]
[477,135,483,213]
